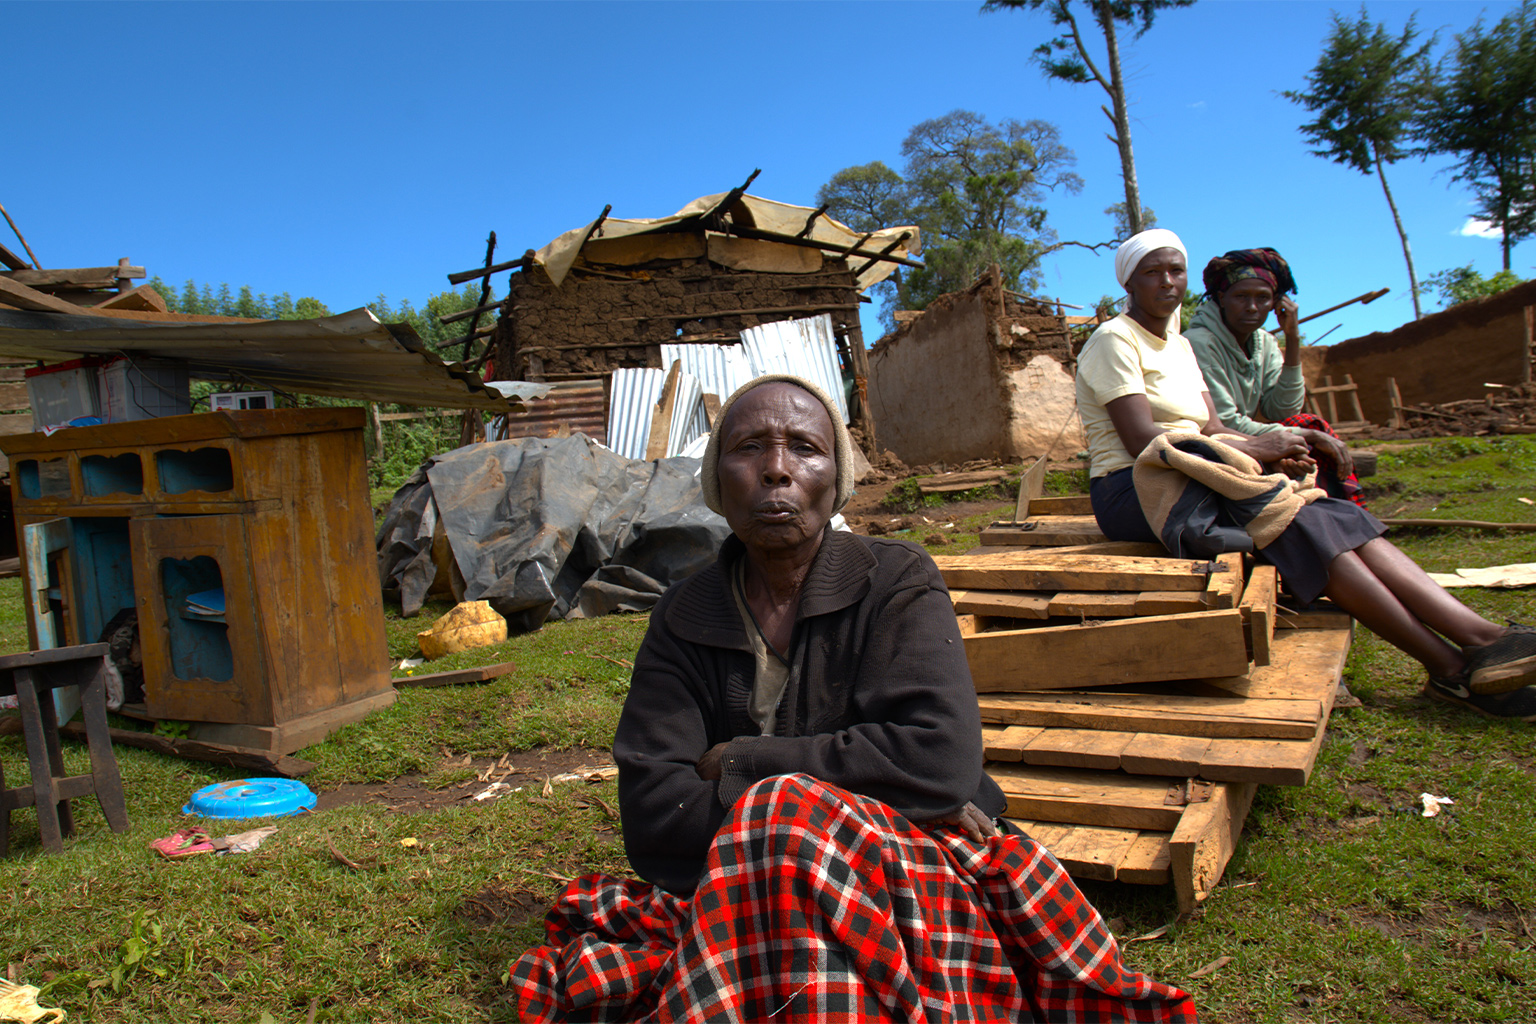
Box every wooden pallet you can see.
[984,625,1350,910]
[952,503,1353,910]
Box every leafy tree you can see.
[1285,10,1434,319]
[1422,264,1528,308]
[983,0,1193,237]
[815,162,908,233]
[1418,2,1536,271]
[817,111,1081,323]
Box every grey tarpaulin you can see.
[376,434,731,633]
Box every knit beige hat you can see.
[699,374,854,516]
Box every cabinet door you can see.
[130,514,271,725]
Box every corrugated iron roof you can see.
[0,307,514,410]
[495,379,607,444]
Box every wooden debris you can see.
[980,515,1107,547]
[394,661,518,689]
[918,470,1008,495]
[60,721,314,777]
[936,553,1217,593]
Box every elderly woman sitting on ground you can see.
[1077,229,1536,721]
[1183,247,1362,503]
[507,374,1194,1022]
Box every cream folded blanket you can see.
[1133,432,1325,557]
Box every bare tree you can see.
[984,0,1193,236]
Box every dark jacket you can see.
[614,529,1005,894]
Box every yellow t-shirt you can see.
[1075,313,1211,479]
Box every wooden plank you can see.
[1028,494,1093,515]
[60,720,314,777]
[1019,728,1133,770]
[394,660,516,689]
[1239,564,1278,667]
[645,360,682,461]
[1,266,144,288]
[1118,832,1173,884]
[1196,626,1351,701]
[1275,602,1351,631]
[975,690,1320,739]
[0,381,31,413]
[1378,518,1536,532]
[918,470,1008,495]
[702,393,722,428]
[975,537,1167,557]
[936,553,1213,593]
[982,724,1044,761]
[954,613,978,637]
[1118,733,1213,777]
[1135,590,1209,615]
[1033,822,1140,881]
[1170,781,1258,912]
[987,764,1184,830]
[1212,552,1244,609]
[96,284,169,312]
[979,515,1107,547]
[1048,591,1139,617]
[1013,453,1046,520]
[950,589,1051,619]
[963,609,1251,692]
[0,276,84,314]
[1201,733,1319,787]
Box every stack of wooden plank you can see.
[939,518,1352,911]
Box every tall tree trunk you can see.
[1501,194,1513,271]
[1373,143,1421,320]
[1098,5,1143,235]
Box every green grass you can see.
[3,437,1536,1021]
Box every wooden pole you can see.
[0,201,41,268]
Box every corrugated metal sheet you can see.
[0,307,513,410]
[607,367,712,460]
[739,315,848,423]
[495,379,607,443]
[659,342,755,403]
[662,314,849,423]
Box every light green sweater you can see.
[1184,300,1306,435]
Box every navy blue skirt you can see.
[1089,466,1387,604]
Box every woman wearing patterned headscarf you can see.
[1185,248,1362,503]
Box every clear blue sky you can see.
[6,0,1529,351]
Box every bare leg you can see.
[1353,538,1505,648]
[1321,549,1466,678]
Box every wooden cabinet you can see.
[0,409,394,753]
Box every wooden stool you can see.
[0,644,130,855]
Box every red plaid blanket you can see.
[1278,413,1366,507]
[508,774,1195,1022]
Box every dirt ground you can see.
[315,746,614,814]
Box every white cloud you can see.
[1187,100,1207,109]
[1459,217,1503,239]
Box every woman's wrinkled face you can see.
[1219,277,1277,338]
[1126,247,1188,321]
[717,383,837,556]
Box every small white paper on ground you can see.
[1420,793,1455,817]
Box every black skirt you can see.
[1090,466,1386,604]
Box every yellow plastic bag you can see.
[416,600,507,660]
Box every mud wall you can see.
[1307,282,1536,423]
[868,274,1080,465]
[492,247,861,381]
[869,288,1008,465]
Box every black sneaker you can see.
[1425,671,1536,721]
[1464,624,1536,695]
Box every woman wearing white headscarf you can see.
[1076,230,1536,719]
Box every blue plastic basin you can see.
[183,778,317,819]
